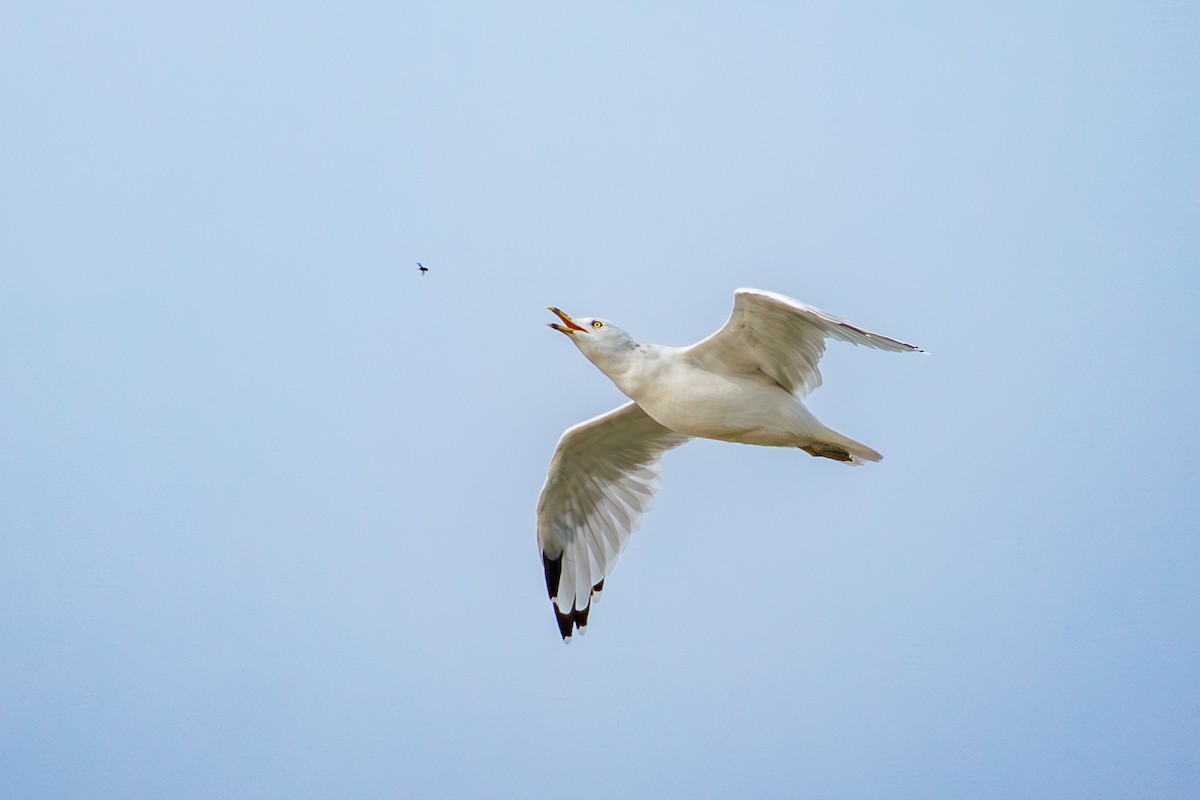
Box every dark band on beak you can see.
[548,307,587,332]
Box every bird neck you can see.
[588,342,664,400]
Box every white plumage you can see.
[538,288,923,640]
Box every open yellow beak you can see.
[547,307,587,336]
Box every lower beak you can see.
[547,307,586,335]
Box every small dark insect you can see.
[417,262,429,275]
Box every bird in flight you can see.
[538,288,923,641]
[418,262,428,275]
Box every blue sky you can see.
[2,1,1198,797]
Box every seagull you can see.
[537,288,923,641]
[418,262,428,275]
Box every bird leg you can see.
[801,443,854,462]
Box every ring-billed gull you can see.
[538,288,923,640]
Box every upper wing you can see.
[683,288,923,397]
[537,401,692,641]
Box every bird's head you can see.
[547,307,637,363]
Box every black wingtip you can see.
[554,604,575,640]
[542,553,562,601]
[547,576,609,642]
[553,601,590,642]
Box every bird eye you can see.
[592,320,603,329]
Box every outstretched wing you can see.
[537,401,692,641]
[683,288,923,397]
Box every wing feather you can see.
[537,401,692,640]
[684,288,923,397]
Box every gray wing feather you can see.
[537,401,692,640]
[683,288,923,397]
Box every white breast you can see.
[625,358,813,446]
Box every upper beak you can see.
[547,307,587,335]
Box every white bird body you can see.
[586,342,832,448]
[538,288,923,640]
